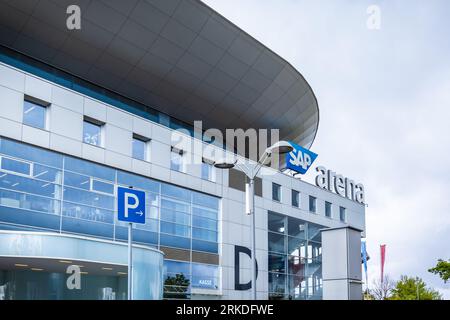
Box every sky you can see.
[204,0,450,298]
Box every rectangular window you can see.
[309,196,316,213]
[170,147,184,172]
[0,157,32,176]
[292,190,300,208]
[23,99,47,129]
[91,178,115,195]
[325,201,332,218]
[132,134,149,161]
[201,159,215,182]
[339,206,346,222]
[272,183,281,202]
[83,117,103,147]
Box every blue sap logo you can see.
[285,142,318,174]
[117,186,146,224]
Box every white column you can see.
[321,226,363,300]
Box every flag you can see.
[361,241,368,286]
[380,244,386,283]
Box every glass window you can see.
[170,149,184,172]
[160,221,190,237]
[288,255,306,276]
[65,156,114,181]
[191,264,219,289]
[161,183,190,201]
[161,198,189,213]
[117,171,159,193]
[308,223,322,242]
[83,120,102,146]
[192,206,217,220]
[160,208,190,225]
[288,217,306,239]
[64,171,90,190]
[62,202,113,223]
[0,138,62,168]
[192,228,217,242]
[23,100,46,129]
[192,216,217,231]
[339,206,346,222]
[292,190,300,207]
[288,237,307,257]
[201,161,215,182]
[192,192,219,210]
[33,164,62,183]
[91,179,114,195]
[132,137,147,161]
[309,196,316,213]
[1,157,31,175]
[268,232,286,254]
[268,212,286,234]
[164,260,190,277]
[325,201,332,218]
[272,183,281,202]
[0,189,60,215]
[268,273,286,297]
[63,186,114,210]
[269,254,286,273]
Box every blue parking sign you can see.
[117,186,146,224]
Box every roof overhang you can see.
[0,0,319,147]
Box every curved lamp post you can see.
[214,141,293,300]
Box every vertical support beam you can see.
[321,226,363,300]
[128,222,133,300]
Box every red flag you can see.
[380,244,386,283]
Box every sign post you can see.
[117,186,146,300]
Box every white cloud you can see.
[204,0,450,298]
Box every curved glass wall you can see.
[268,211,323,300]
[0,231,163,300]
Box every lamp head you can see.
[265,141,293,155]
[214,158,237,169]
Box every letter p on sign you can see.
[117,186,146,224]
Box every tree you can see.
[390,275,442,300]
[370,275,395,300]
[164,273,190,299]
[428,259,450,283]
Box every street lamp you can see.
[214,140,293,300]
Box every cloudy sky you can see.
[204,0,450,298]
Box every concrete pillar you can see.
[321,226,363,300]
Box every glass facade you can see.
[0,137,220,298]
[268,211,323,300]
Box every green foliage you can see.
[428,259,450,283]
[164,273,190,299]
[390,275,442,300]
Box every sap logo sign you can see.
[285,141,318,174]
